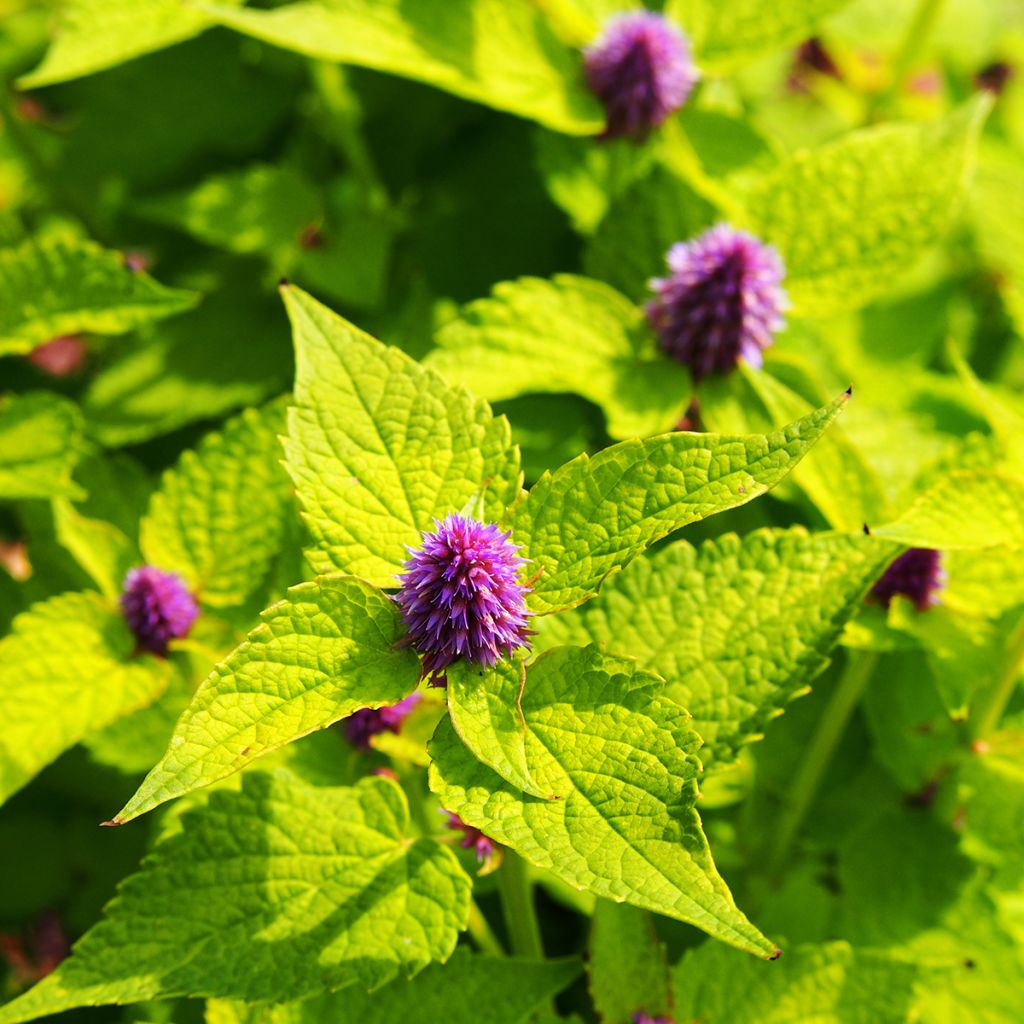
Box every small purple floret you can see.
[395,513,531,684]
[584,12,698,140]
[647,224,788,380]
[444,810,497,864]
[632,1014,673,1024]
[343,693,421,750]
[871,548,945,612]
[120,566,199,656]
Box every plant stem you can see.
[467,899,506,956]
[497,851,544,958]
[970,611,1024,741]
[766,651,878,878]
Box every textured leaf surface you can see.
[0,393,83,500]
[667,0,852,71]
[957,729,1024,866]
[52,500,138,600]
[588,901,671,1024]
[672,940,923,1023]
[873,471,1024,550]
[201,0,602,134]
[282,285,521,585]
[0,592,167,806]
[0,235,196,356]
[0,774,471,1022]
[141,398,293,607]
[427,275,689,439]
[511,393,848,614]
[541,529,896,764]
[115,576,420,822]
[209,950,581,1024]
[429,645,777,957]
[742,97,989,317]
[18,0,242,88]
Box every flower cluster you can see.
[647,224,787,380]
[871,548,945,611]
[583,12,698,139]
[443,810,497,866]
[120,566,199,656]
[395,513,532,684]
[343,693,421,750]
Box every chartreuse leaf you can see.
[18,0,243,88]
[0,393,84,500]
[672,940,924,1023]
[541,528,896,765]
[665,0,851,71]
[512,391,849,615]
[429,645,778,958]
[741,96,990,317]
[208,949,581,1024]
[957,729,1024,866]
[426,275,689,440]
[113,576,419,823]
[873,471,1024,549]
[140,397,293,608]
[0,235,197,356]
[0,592,167,806]
[199,0,603,134]
[588,901,671,1024]
[52,500,137,600]
[281,285,521,586]
[0,773,471,1023]
[137,164,322,262]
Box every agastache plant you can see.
[119,566,199,656]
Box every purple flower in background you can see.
[583,12,698,140]
[871,548,945,611]
[444,810,497,864]
[343,693,421,750]
[647,224,787,380]
[120,566,199,656]
[396,513,532,684]
[632,1014,673,1024]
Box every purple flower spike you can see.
[584,12,698,140]
[871,548,945,612]
[396,513,532,684]
[647,224,788,380]
[633,1014,673,1024]
[444,810,497,864]
[120,566,199,656]
[343,693,421,750]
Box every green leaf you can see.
[672,940,924,1023]
[429,644,777,958]
[200,0,603,134]
[0,392,84,500]
[957,729,1024,867]
[281,284,521,586]
[18,0,243,88]
[588,901,672,1024]
[137,164,322,262]
[741,96,990,317]
[0,592,167,806]
[511,392,848,615]
[873,470,1024,550]
[140,397,294,608]
[0,773,471,1022]
[0,235,197,356]
[540,528,896,765]
[113,575,420,823]
[52,499,138,600]
[426,275,689,439]
[666,0,852,71]
[209,949,582,1024]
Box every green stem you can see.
[497,852,544,958]
[970,612,1024,741]
[766,651,878,878]
[466,900,506,957]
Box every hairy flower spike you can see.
[396,513,531,684]
[647,224,787,380]
[343,693,421,750]
[583,12,698,140]
[871,548,945,611]
[120,566,199,656]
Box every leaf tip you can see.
[844,384,853,398]
[278,276,291,289]
[99,818,123,828]
[767,947,783,961]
